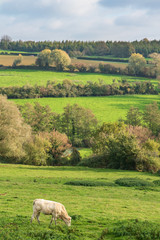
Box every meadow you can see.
[0,164,160,239]
[12,95,160,123]
[0,68,158,87]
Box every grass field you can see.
[12,95,160,123]
[0,164,160,239]
[0,68,158,87]
[0,49,38,54]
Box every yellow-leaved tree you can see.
[0,95,31,162]
[128,53,146,75]
[51,49,71,71]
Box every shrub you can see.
[24,134,51,166]
[70,147,82,165]
[79,153,107,168]
[111,219,160,240]
[115,178,154,187]
[43,130,72,165]
[65,180,113,187]
[91,122,160,172]
[12,54,23,67]
[75,64,88,72]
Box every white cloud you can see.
[0,0,160,41]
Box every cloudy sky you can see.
[0,0,159,41]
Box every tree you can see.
[91,122,160,172]
[143,102,160,136]
[128,53,146,75]
[24,134,51,166]
[0,35,12,50]
[19,102,59,133]
[43,130,71,165]
[51,49,71,71]
[12,54,23,67]
[111,42,135,58]
[148,52,160,77]
[35,49,52,68]
[60,104,98,147]
[0,95,31,161]
[70,147,81,165]
[125,106,142,126]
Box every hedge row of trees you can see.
[34,50,159,78]
[0,95,160,172]
[1,35,160,58]
[0,80,157,99]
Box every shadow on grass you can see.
[24,166,127,173]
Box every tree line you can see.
[0,80,157,99]
[1,35,160,58]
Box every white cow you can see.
[31,199,71,226]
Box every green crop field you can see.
[12,95,160,123]
[0,68,158,87]
[0,164,160,239]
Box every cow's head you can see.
[63,216,71,226]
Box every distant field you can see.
[12,95,160,123]
[1,164,160,239]
[72,58,128,69]
[0,54,128,68]
[0,55,36,66]
[0,69,158,87]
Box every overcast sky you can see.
[0,0,159,41]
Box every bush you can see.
[43,130,72,165]
[70,148,82,165]
[153,180,160,186]
[65,180,113,187]
[79,154,107,168]
[91,122,160,172]
[24,134,51,166]
[115,178,154,187]
[75,64,88,72]
[111,219,160,240]
[12,54,23,67]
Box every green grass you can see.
[0,69,158,87]
[78,148,93,158]
[12,95,160,123]
[0,49,38,54]
[0,164,160,239]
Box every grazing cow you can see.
[31,199,71,226]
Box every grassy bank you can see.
[0,164,160,239]
[0,69,158,87]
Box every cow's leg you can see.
[31,210,37,223]
[36,212,41,224]
[50,215,55,226]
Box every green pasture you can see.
[0,49,38,55]
[12,95,160,123]
[0,69,158,87]
[0,164,160,239]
